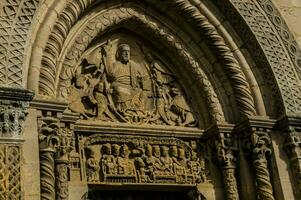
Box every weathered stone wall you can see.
[275,0,301,47]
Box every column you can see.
[237,117,276,200]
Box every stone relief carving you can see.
[213,131,239,200]
[80,134,209,185]
[0,100,28,137]
[55,6,224,122]
[65,39,198,127]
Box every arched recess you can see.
[26,0,301,120]
[24,0,301,200]
[27,0,264,124]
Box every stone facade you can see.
[0,0,301,199]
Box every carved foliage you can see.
[0,100,29,137]
[38,114,75,200]
[0,145,21,199]
[80,134,209,185]
[243,127,275,200]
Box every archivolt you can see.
[37,0,258,121]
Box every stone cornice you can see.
[235,116,276,133]
[0,87,34,102]
[30,98,68,113]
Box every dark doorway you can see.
[88,190,191,200]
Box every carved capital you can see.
[237,117,276,200]
[206,123,239,200]
[0,88,33,138]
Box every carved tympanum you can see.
[80,134,208,185]
[64,38,198,127]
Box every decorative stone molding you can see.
[171,0,256,118]
[214,0,301,115]
[0,0,40,86]
[278,116,301,199]
[256,0,301,77]
[206,123,239,200]
[237,117,276,200]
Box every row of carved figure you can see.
[86,143,207,184]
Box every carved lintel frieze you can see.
[277,116,301,198]
[0,87,33,138]
[238,117,276,200]
[206,123,239,200]
[80,134,209,185]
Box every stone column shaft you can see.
[238,117,276,200]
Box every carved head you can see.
[178,148,185,160]
[161,146,169,157]
[102,143,112,155]
[153,145,161,158]
[116,44,130,64]
[191,152,198,161]
[171,145,178,157]
[120,144,130,158]
[145,144,153,156]
[112,144,120,157]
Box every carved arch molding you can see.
[1,0,301,200]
